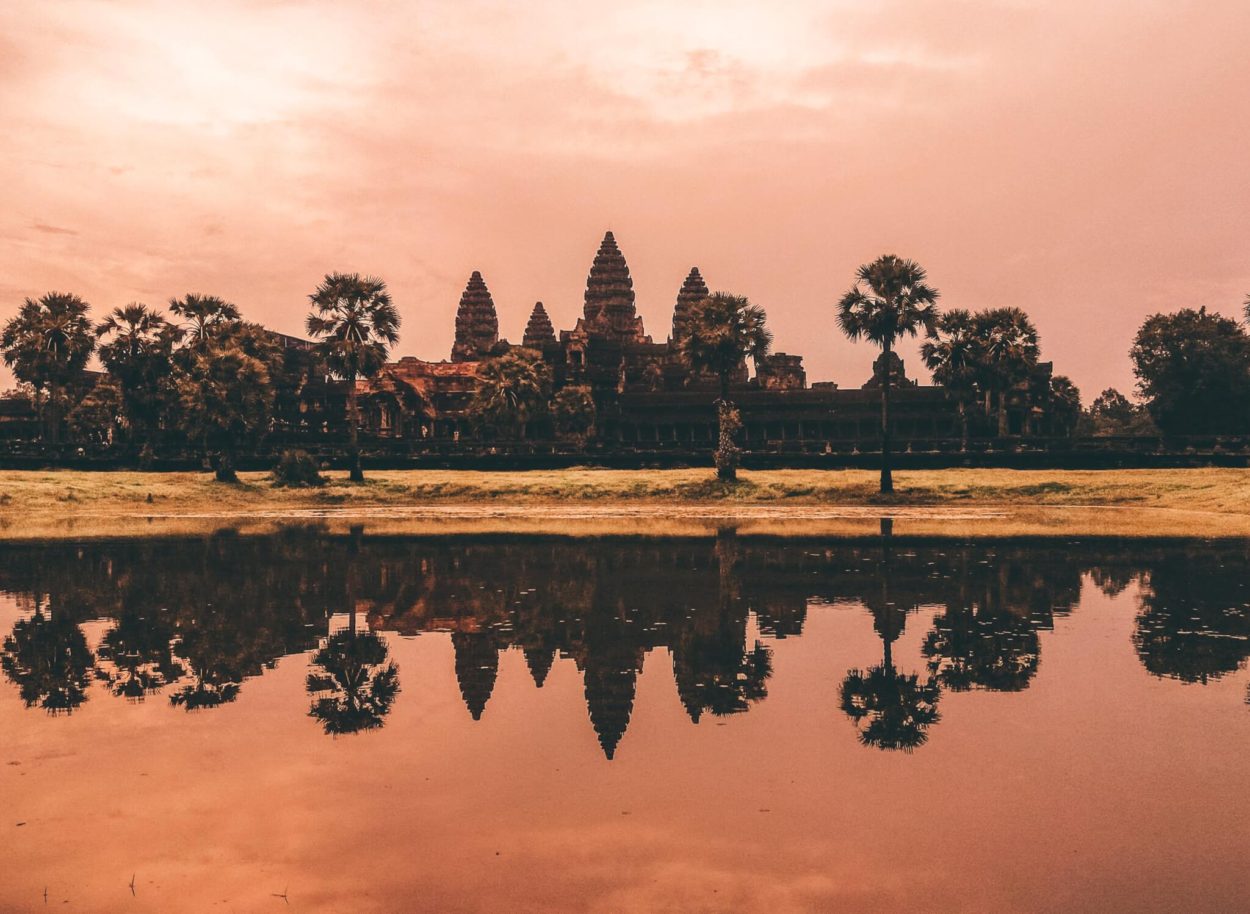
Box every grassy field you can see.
[1,467,1248,540]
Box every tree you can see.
[67,376,125,446]
[679,292,772,482]
[552,384,596,444]
[96,303,179,456]
[2,608,94,714]
[1083,388,1157,437]
[921,308,978,448]
[306,628,400,735]
[837,256,939,493]
[467,348,552,441]
[972,307,1039,436]
[1,292,94,445]
[176,343,274,482]
[169,293,241,355]
[306,273,400,482]
[1047,375,1082,437]
[1130,307,1250,436]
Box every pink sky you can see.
[3,0,1248,398]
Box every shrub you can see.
[272,450,326,487]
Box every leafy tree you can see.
[175,343,274,482]
[679,292,772,482]
[1,608,94,714]
[1082,388,1157,436]
[96,303,179,454]
[1047,375,1082,436]
[552,384,596,443]
[96,609,184,701]
[837,256,938,493]
[67,376,124,446]
[1130,307,1250,435]
[923,604,1040,693]
[972,307,1039,436]
[1090,388,1135,426]
[921,308,978,448]
[467,348,553,441]
[1,292,95,444]
[306,273,400,482]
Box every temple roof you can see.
[522,301,556,348]
[672,266,708,343]
[451,270,500,362]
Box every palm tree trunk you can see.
[997,391,1009,437]
[347,378,363,482]
[958,399,969,451]
[716,372,736,483]
[879,344,893,494]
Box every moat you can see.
[2,532,1248,912]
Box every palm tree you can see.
[169,293,240,354]
[467,348,553,441]
[1,292,95,445]
[972,307,1039,436]
[96,303,179,456]
[838,256,939,494]
[679,293,772,482]
[306,627,400,735]
[921,308,978,449]
[306,273,400,482]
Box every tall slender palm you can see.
[1,292,94,445]
[96,303,178,453]
[306,273,400,482]
[972,307,1039,436]
[679,292,772,482]
[169,293,240,354]
[921,308,978,449]
[837,256,939,494]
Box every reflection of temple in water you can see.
[2,535,1248,754]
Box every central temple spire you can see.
[583,231,647,343]
[451,270,500,362]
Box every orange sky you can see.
[3,0,1248,398]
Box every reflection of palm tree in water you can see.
[306,626,399,735]
[840,532,940,751]
[1,604,93,714]
[96,610,184,700]
[306,524,400,734]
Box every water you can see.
[1,531,1248,913]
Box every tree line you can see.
[4,261,1249,490]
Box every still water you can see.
[1,531,1248,913]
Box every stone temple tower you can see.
[671,266,709,343]
[451,271,500,362]
[522,301,555,349]
[583,231,648,343]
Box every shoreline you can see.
[2,467,1249,541]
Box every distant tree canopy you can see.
[1083,388,1157,437]
[1130,308,1250,436]
[176,343,274,482]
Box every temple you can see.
[346,231,1066,450]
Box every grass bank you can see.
[1,467,1248,540]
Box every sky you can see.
[2,0,1248,399]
